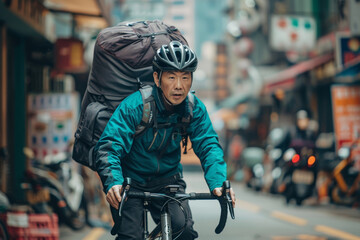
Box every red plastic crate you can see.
[0,212,59,240]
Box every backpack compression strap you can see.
[180,92,194,154]
[136,88,195,155]
[157,92,195,156]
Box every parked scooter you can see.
[266,127,291,194]
[281,138,318,205]
[329,139,360,207]
[242,147,266,191]
[315,133,337,202]
[22,148,88,230]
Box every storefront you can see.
[0,0,53,200]
[262,53,335,131]
[0,0,110,203]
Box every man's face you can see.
[153,71,192,105]
[297,118,309,130]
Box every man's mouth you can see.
[172,93,183,98]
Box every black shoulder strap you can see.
[187,92,195,117]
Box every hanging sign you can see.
[270,15,316,52]
[335,32,360,69]
[55,38,86,72]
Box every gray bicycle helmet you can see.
[153,41,198,72]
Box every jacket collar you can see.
[152,85,189,118]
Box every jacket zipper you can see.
[147,130,158,151]
[156,129,168,175]
[157,129,167,151]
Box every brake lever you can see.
[118,177,132,217]
[224,180,235,220]
[111,178,132,236]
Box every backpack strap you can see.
[135,85,154,138]
[179,92,194,154]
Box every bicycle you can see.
[112,177,235,240]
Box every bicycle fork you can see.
[143,201,150,239]
[145,203,172,240]
[161,205,172,240]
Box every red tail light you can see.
[308,156,316,166]
[292,154,300,164]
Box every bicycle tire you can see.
[0,220,9,240]
[147,223,161,240]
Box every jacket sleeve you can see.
[94,92,143,193]
[188,96,227,191]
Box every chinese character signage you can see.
[331,85,360,168]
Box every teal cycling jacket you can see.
[94,86,226,193]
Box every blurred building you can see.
[0,0,111,202]
[221,0,360,156]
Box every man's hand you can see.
[213,187,236,208]
[106,184,123,209]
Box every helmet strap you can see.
[158,71,163,88]
[162,92,174,107]
[156,70,175,110]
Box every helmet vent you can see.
[153,41,198,72]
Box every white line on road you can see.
[271,211,308,226]
[315,225,360,240]
[237,200,261,212]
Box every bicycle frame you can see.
[114,178,235,240]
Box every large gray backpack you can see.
[72,20,191,171]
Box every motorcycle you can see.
[329,139,360,207]
[314,132,337,203]
[22,148,88,230]
[281,138,318,205]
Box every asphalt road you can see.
[60,170,360,240]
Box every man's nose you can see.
[175,78,183,89]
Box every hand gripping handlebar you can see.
[117,178,235,235]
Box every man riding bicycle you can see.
[94,41,236,240]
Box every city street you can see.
[1,1,360,240]
[60,170,360,240]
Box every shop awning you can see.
[44,0,110,29]
[263,53,334,94]
[335,56,360,82]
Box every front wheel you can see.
[52,192,88,231]
[65,195,88,230]
[0,220,9,240]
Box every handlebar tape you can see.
[215,200,228,234]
